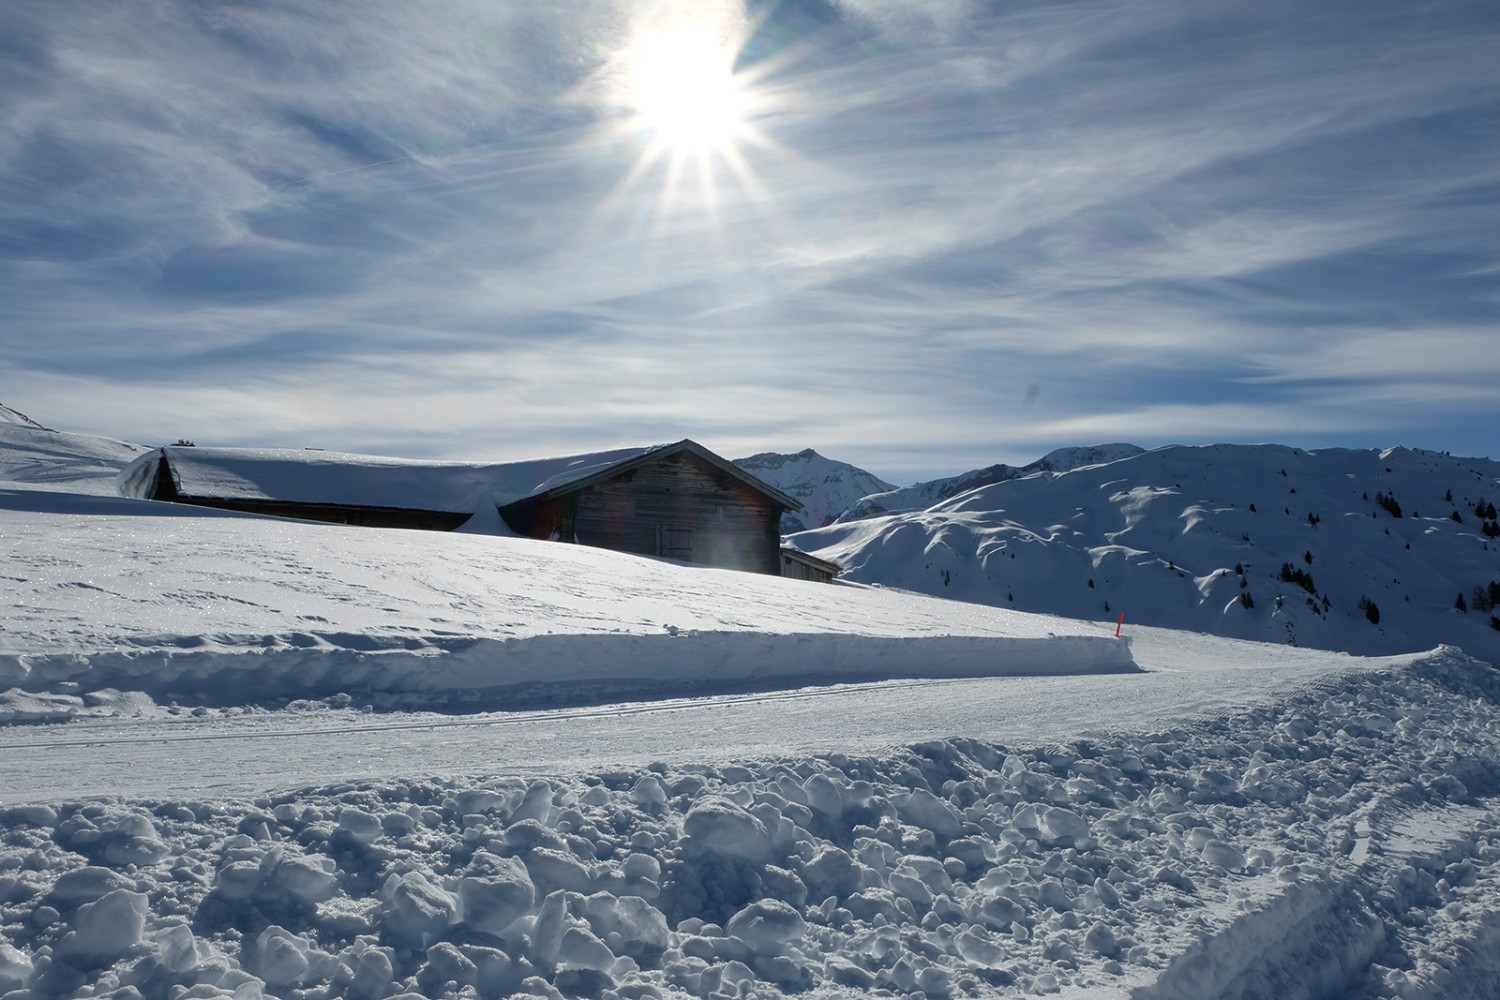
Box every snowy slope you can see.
[838,444,1146,522]
[5,425,1500,1000]
[733,448,896,531]
[794,443,1500,661]
[0,488,1133,721]
[13,425,1500,669]
[0,407,147,496]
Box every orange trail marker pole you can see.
[1115,611,1124,637]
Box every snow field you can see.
[0,420,147,498]
[2,649,1498,999]
[2,491,1135,724]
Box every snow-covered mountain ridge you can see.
[732,443,1145,529]
[837,443,1146,522]
[793,442,1500,662]
[732,447,896,531]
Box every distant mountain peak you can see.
[1034,443,1146,471]
[837,443,1146,522]
[733,448,896,532]
[738,447,825,467]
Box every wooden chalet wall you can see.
[501,450,783,574]
[780,548,841,583]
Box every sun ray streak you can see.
[559,1,831,303]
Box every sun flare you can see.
[586,1,794,242]
[621,15,751,157]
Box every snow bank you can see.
[0,631,1135,719]
[2,649,1498,999]
[3,486,1137,720]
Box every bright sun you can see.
[587,3,788,236]
[621,17,750,157]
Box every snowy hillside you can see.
[838,444,1146,522]
[794,443,1500,662]
[733,448,896,532]
[5,421,1500,1000]
[1,489,1133,723]
[0,408,148,496]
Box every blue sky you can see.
[2,0,1497,483]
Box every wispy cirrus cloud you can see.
[1,0,1497,481]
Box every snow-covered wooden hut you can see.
[779,546,842,583]
[119,440,803,575]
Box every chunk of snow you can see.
[683,797,774,862]
[460,852,536,936]
[726,900,807,956]
[57,888,148,965]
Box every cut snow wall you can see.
[0,631,1138,712]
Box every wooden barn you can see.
[779,546,843,583]
[120,439,806,576]
[497,440,801,575]
[133,449,475,530]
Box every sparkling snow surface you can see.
[3,428,1500,1000]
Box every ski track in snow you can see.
[2,649,1499,1000]
[0,629,1394,803]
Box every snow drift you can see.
[1,486,1136,721]
[0,630,1135,717]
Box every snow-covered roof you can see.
[120,443,665,513]
[118,439,803,514]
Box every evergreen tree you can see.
[1278,563,1316,594]
[1473,585,1495,614]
